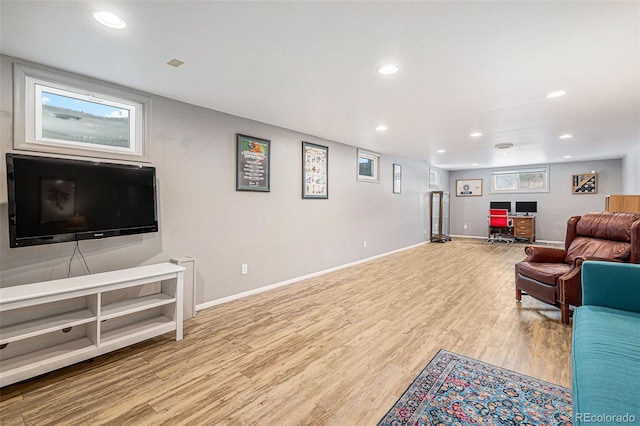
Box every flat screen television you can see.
[489,201,511,213]
[6,153,158,248]
[515,201,537,216]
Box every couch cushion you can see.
[572,306,640,423]
[566,237,630,264]
[516,261,571,285]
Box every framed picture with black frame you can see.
[236,134,270,192]
[302,141,328,199]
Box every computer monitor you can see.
[515,201,537,216]
[490,201,511,213]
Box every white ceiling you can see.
[1,1,638,170]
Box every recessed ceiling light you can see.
[376,125,388,131]
[563,155,573,159]
[436,149,446,153]
[547,90,567,98]
[559,134,573,139]
[93,10,127,29]
[470,132,482,137]
[472,163,479,166]
[378,64,399,75]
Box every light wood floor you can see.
[1,239,572,425]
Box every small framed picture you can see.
[302,141,328,199]
[456,179,483,197]
[393,164,402,194]
[236,134,270,192]
[572,173,597,194]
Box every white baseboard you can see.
[196,241,428,312]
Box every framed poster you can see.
[572,173,597,194]
[236,134,270,192]
[456,179,483,197]
[393,164,402,194]
[302,141,328,199]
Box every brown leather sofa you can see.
[515,212,640,324]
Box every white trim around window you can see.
[13,61,151,162]
[490,165,550,193]
[357,149,380,182]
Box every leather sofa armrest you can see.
[559,257,624,306]
[571,256,623,268]
[523,246,567,263]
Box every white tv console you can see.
[0,263,184,387]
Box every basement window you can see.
[357,149,380,182]
[490,166,549,193]
[13,62,150,162]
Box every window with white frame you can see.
[13,62,150,161]
[357,149,380,182]
[429,168,440,188]
[490,166,549,193]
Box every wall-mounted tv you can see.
[6,153,158,248]
[515,201,537,216]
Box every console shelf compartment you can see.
[0,309,96,345]
[1,338,95,383]
[101,294,175,320]
[101,316,175,346]
[0,263,184,387]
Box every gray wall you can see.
[622,142,640,194]
[0,56,430,305]
[449,160,622,242]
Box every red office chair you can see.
[488,209,514,243]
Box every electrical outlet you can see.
[241,264,248,275]
[424,228,427,234]
[464,224,468,230]
[363,240,367,248]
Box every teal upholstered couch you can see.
[572,261,640,425]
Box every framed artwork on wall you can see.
[236,134,270,192]
[572,173,597,194]
[302,141,328,199]
[393,164,402,194]
[456,179,483,197]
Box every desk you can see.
[488,215,536,243]
[511,215,536,242]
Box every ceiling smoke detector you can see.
[494,142,514,150]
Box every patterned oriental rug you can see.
[378,350,572,426]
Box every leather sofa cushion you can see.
[566,237,631,264]
[516,261,571,285]
[576,212,640,241]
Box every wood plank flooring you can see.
[0,238,573,425]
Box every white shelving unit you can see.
[0,263,184,387]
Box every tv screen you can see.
[515,201,537,215]
[6,153,158,248]
[490,201,511,213]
